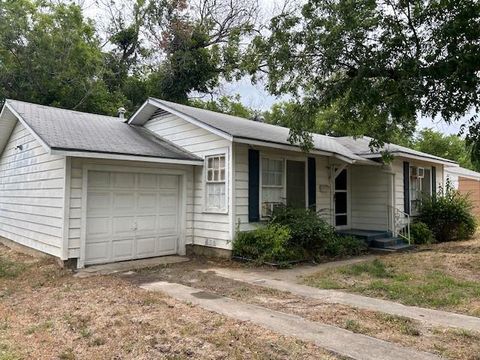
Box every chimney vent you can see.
[118,107,126,119]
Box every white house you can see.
[0,98,458,267]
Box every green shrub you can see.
[233,224,303,264]
[270,206,337,255]
[324,235,368,258]
[410,222,435,245]
[419,181,477,242]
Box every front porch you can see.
[336,229,413,251]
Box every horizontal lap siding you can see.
[145,114,233,250]
[350,166,389,230]
[67,158,194,258]
[234,143,332,230]
[0,122,65,257]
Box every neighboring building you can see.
[0,99,458,267]
[445,166,480,217]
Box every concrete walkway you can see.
[74,256,189,278]
[142,281,441,360]
[204,267,480,333]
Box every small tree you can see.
[419,180,477,242]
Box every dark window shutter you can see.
[403,161,410,214]
[248,149,260,222]
[308,157,316,210]
[431,166,436,195]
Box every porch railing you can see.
[387,205,411,245]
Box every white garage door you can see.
[85,171,180,265]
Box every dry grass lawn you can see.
[0,244,340,360]
[303,237,480,316]
[130,260,480,360]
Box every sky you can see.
[77,0,468,137]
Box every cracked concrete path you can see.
[141,281,441,360]
[203,267,480,333]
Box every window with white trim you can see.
[205,154,227,212]
[410,166,432,215]
[261,158,284,217]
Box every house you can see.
[0,98,459,267]
[445,166,480,217]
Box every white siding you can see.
[0,121,66,257]
[144,113,233,250]
[233,143,333,231]
[67,157,194,259]
[350,165,389,230]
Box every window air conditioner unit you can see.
[417,167,425,178]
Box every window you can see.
[410,166,432,215]
[205,154,227,212]
[261,158,284,217]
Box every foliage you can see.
[410,222,435,245]
[0,256,24,278]
[419,181,477,242]
[0,0,125,115]
[270,206,337,255]
[414,129,476,171]
[249,0,480,150]
[232,224,302,265]
[324,235,368,258]
[190,95,254,118]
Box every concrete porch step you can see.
[336,229,413,252]
[336,229,392,246]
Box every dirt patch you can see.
[127,259,480,360]
[0,244,340,360]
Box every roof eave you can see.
[360,151,457,166]
[50,148,204,166]
[233,136,357,164]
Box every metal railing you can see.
[387,205,411,244]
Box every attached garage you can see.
[84,170,181,265]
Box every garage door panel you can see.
[112,173,135,188]
[137,193,158,211]
[136,215,157,233]
[112,239,134,260]
[136,236,156,257]
[158,193,179,213]
[89,171,110,187]
[112,216,135,237]
[86,217,111,239]
[157,236,177,253]
[159,175,178,189]
[157,214,177,235]
[86,171,180,265]
[85,242,109,263]
[138,174,157,189]
[87,192,111,212]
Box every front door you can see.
[334,168,348,227]
[286,160,306,208]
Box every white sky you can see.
[76,0,469,136]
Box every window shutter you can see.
[403,161,410,214]
[431,166,437,195]
[248,149,260,222]
[308,157,316,210]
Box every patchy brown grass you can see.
[0,244,340,360]
[130,258,480,360]
[303,237,480,316]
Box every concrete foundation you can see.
[186,244,232,259]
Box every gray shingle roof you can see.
[149,98,366,162]
[5,99,200,162]
[336,136,458,165]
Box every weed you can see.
[344,319,362,333]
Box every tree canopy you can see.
[248,0,480,150]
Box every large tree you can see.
[0,0,124,114]
[249,0,480,150]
